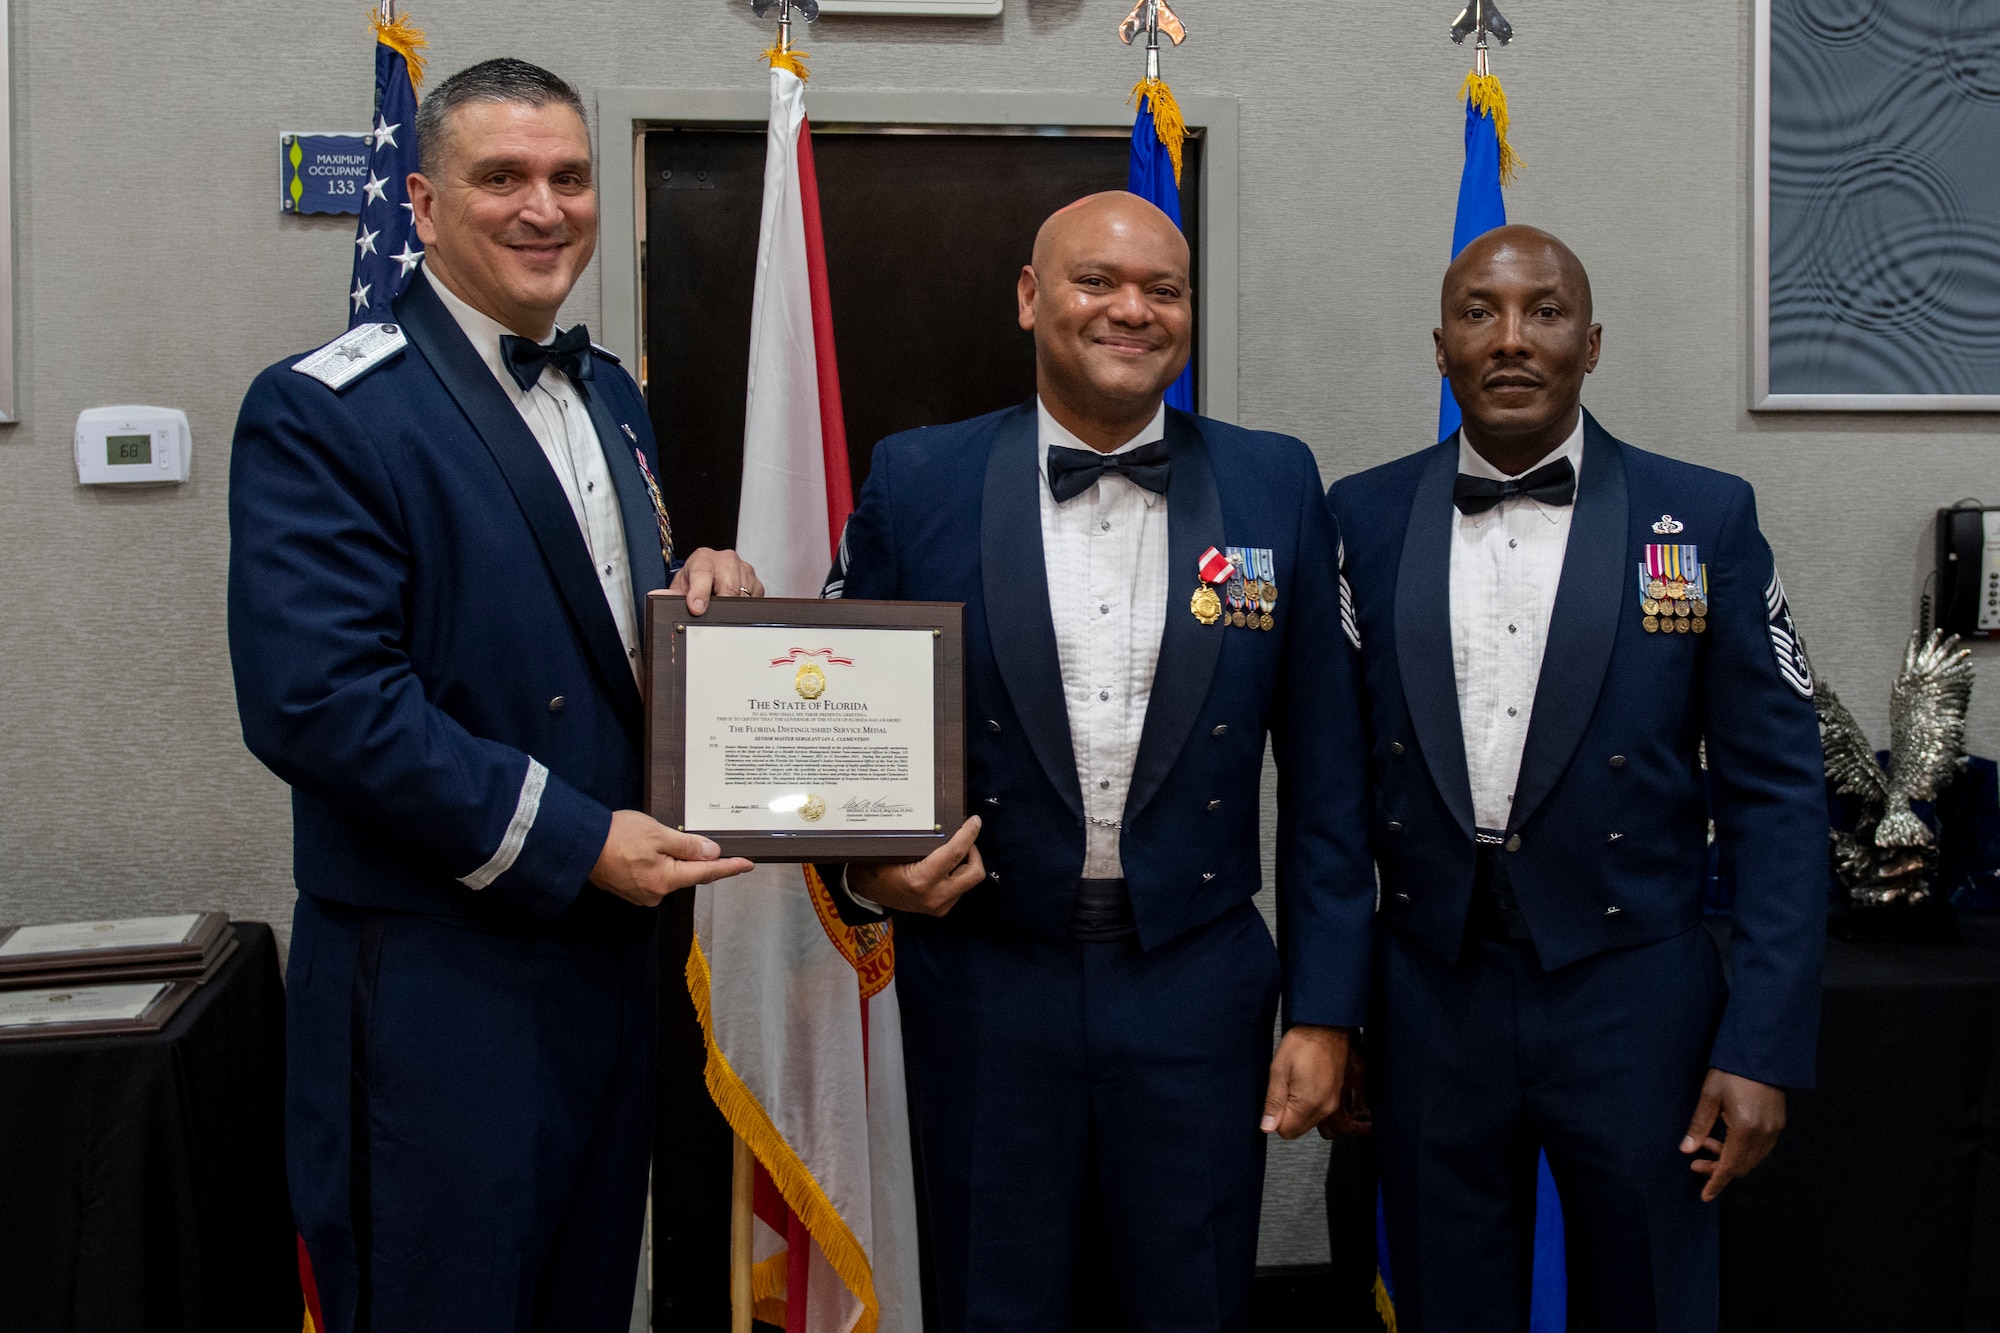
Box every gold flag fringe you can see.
[1129,76,1186,185]
[1374,1272,1400,1332]
[762,45,813,81]
[751,1253,789,1326]
[369,9,428,89]
[687,936,883,1333]
[1460,70,1522,185]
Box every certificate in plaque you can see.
[648,596,964,860]
[0,979,197,1043]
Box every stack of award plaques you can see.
[0,912,234,1043]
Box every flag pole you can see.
[730,1133,754,1333]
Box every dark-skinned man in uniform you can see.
[820,192,1376,1331]
[1330,225,1826,1333]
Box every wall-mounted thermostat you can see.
[75,407,191,485]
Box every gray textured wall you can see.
[0,0,1993,1270]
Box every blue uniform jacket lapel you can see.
[981,402,1085,821]
[1394,439,1477,838]
[579,384,670,616]
[1125,409,1226,823]
[395,272,645,729]
[1509,412,1629,830]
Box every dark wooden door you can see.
[641,125,1203,555]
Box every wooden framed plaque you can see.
[646,595,965,862]
[0,978,197,1043]
[0,911,229,982]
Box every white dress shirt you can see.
[1449,415,1586,831]
[429,267,641,679]
[1037,397,1171,878]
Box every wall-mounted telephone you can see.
[1932,504,2000,638]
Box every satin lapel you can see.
[1125,411,1227,823]
[1394,440,1476,838]
[394,273,644,727]
[580,385,670,616]
[980,403,1083,821]
[1510,414,1629,829]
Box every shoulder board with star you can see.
[291,322,408,390]
[590,342,622,366]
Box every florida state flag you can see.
[686,54,921,1333]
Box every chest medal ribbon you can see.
[1192,545,1232,625]
[1215,547,1278,631]
[1638,543,1708,634]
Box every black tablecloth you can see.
[0,921,300,1332]
[1723,916,2000,1333]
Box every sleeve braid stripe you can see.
[459,759,550,890]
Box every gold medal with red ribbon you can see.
[1191,544,1231,625]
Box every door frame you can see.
[596,87,1241,421]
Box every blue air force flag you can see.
[349,20,424,326]
[1128,88,1195,413]
[1436,91,1508,441]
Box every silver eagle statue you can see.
[1814,629,1975,906]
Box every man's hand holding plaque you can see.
[590,810,756,907]
[845,815,986,917]
[594,549,765,906]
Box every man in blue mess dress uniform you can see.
[820,192,1377,1330]
[1329,225,1827,1333]
[228,59,760,1333]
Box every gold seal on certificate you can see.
[647,596,966,862]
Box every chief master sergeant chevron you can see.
[227,59,760,1333]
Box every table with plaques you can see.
[0,920,300,1332]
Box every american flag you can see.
[348,10,425,326]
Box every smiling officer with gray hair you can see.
[229,57,761,1332]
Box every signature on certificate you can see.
[843,794,914,818]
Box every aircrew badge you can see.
[1192,545,1231,625]
[1639,544,1708,634]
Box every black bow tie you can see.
[498,323,596,395]
[1046,440,1171,503]
[1452,456,1576,516]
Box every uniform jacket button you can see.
[1395,892,1413,903]
[1609,754,1627,768]
[984,796,1000,807]
[1607,831,1623,843]
[1604,905,1623,917]
[1201,872,1216,882]
[1207,799,1222,811]
[1387,820,1404,833]
[548,696,566,712]
[1211,724,1229,737]
[1390,742,1405,756]
[1504,833,1521,852]
[987,719,1002,733]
